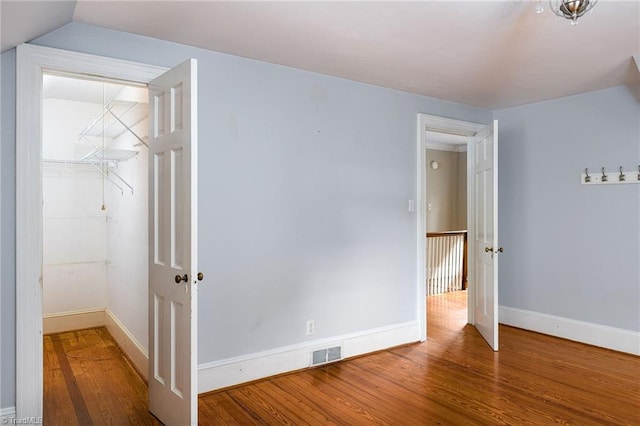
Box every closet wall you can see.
[105,115,148,349]
[42,79,148,350]
[43,98,108,315]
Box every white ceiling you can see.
[2,1,639,109]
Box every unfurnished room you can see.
[1,1,639,425]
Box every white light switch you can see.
[408,200,415,212]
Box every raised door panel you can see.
[148,58,198,425]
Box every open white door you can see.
[471,120,499,351]
[148,58,198,425]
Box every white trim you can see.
[420,114,484,137]
[198,321,420,393]
[43,308,105,334]
[105,310,149,381]
[16,43,167,418]
[416,115,427,341]
[465,135,475,325]
[499,306,640,356]
[425,130,470,152]
[425,141,468,152]
[0,407,17,422]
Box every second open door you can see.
[470,120,500,351]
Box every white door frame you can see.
[15,44,167,417]
[416,113,485,340]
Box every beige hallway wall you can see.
[426,149,466,232]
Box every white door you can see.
[148,58,198,425]
[472,120,499,351]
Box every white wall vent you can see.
[310,345,343,366]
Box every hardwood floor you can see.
[44,292,640,425]
[44,327,161,425]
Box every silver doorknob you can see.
[496,247,504,253]
[175,274,188,284]
[197,272,204,281]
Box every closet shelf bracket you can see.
[42,159,134,195]
[78,100,148,144]
[106,107,148,147]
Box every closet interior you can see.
[42,73,149,354]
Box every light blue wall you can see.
[1,49,16,409]
[3,21,638,413]
[0,23,492,407]
[496,84,640,331]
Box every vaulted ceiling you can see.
[2,0,639,109]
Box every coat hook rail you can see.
[581,166,640,186]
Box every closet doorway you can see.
[41,72,150,404]
[18,46,200,423]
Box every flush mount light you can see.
[550,0,598,25]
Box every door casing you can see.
[15,44,167,417]
[416,113,486,341]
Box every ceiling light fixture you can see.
[549,0,598,25]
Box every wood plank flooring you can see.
[44,291,640,425]
[44,327,161,425]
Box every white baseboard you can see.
[499,306,640,356]
[105,310,149,381]
[43,308,105,334]
[0,406,16,421]
[198,321,420,393]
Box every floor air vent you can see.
[311,345,342,366]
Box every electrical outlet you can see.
[306,320,315,336]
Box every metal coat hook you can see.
[581,166,640,186]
